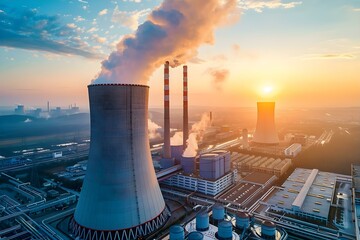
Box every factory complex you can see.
[352,164,360,240]
[231,152,292,177]
[0,61,358,240]
[251,167,355,239]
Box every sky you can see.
[0,0,359,110]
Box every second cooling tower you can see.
[71,84,169,240]
[253,102,279,145]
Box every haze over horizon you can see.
[0,0,359,110]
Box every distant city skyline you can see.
[0,0,359,109]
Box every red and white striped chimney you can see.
[183,65,189,149]
[163,61,171,159]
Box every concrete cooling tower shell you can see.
[71,84,169,240]
[252,102,279,145]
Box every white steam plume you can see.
[93,0,237,84]
[148,119,161,140]
[182,133,198,157]
[170,131,183,146]
[183,113,212,157]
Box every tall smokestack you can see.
[183,65,189,150]
[164,61,171,159]
[71,84,169,239]
[210,111,213,126]
[47,101,49,113]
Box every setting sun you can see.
[262,86,273,94]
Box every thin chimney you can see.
[183,65,189,149]
[163,61,171,159]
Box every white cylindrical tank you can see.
[170,225,184,240]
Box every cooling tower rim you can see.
[88,83,149,88]
[256,101,275,104]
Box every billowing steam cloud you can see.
[170,131,183,146]
[148,119,161,140]
[183,133,198,157]
[182,113,211,157]
[93,0,237,84]
[208,67,229,91]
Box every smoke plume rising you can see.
[148,119,161,140]
[208,67,229,91]
[93,0,237,84]
[183,113,211,157]
[182,133,198,157]
[170,131,183,146]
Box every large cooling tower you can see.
[252,102,279,145]
[71,84,169,240]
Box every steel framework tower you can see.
[71,84,170,240]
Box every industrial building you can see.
[231,152,292,176]
[199,151,231,180]
[352,164,360,240]
[162,149,234,196]
[218,172,277,209]
[162,170,237,196]
[262,168,351,222]
[252,102,279,145]
[284,143,302,157]
[71,84,170,240]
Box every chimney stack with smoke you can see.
[164,61,171,159]
[183,65,189,150]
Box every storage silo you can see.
[212,150,231,174]
[217,220,233,240]
[235,211,250,229]
[199,153,220,180]
[71,84,170,240]
[212,204,225,221]
[261,220,276,239]
[170,225,185,240]
[187,232,204,240]
[196,211,209,231]
[171,145,184,162]
[181,156,195,174]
